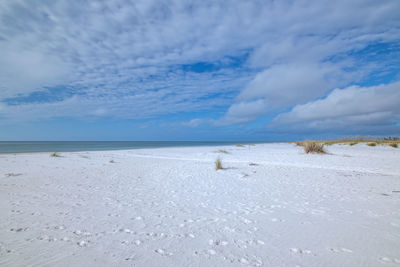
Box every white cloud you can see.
[270,81,400,131]
[218,99,267,125]
[0,0,399,128]
[0,44,70,98]
[217,0,400,125]
[182,118,214,128]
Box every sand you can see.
[0,143,399,266]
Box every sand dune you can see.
[1,143,399,266]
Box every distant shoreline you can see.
[0,141,269,154]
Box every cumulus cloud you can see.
[219,63,341,124]
[218,0,400,125]
[270,81,400,132]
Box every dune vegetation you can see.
[215,157,223,170]
[295,137,399,148]
[297,141,326,154]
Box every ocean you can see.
[0,141,261,154]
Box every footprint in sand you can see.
[379,257,400,264]
[10,227,28,232]
[330,247,353,253]
[238,257,263,266]
[155,249,173,256]
[245,240,264,246]
[119,228,134,234]
[124,255,136,261]
[290,248,312,255]
[185,233,195,238]
[77,240,88,247]
[73,230,91,236]
[209,239,229,246]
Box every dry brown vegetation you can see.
[304,142,326,154]
[296,141,326,154]
[215,158,223,170]
[294,138,399,148]
[5,173,22,177]
[296,141,305,146]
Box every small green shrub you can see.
[50,152,61,157]
[389,143,398,148]
[217,149,229,154]
[215,158,223,170]
[367,143,376,146]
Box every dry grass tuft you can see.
[5,173,22,177]
[217,149,230,154]
[236,144,245,147]
[296,141,305,147]
[293,137,399,148]
[50,152,61,157]
[304,142,326,154]
[109,160,115,163]
[215,157,223,170]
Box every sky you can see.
[0,0,399,141]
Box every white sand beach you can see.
[1,143,399,266]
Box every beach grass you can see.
[293,138,399,147]
[303,142,326,154]
[50,152,61,157]
[5,173,22,177]
[296,141,305,146]
[215,158,223,170]
[296,141,325,154]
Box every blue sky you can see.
[0,0,399,141]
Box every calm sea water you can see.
[0,141,261,154]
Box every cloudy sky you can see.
[0,0,399,141]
